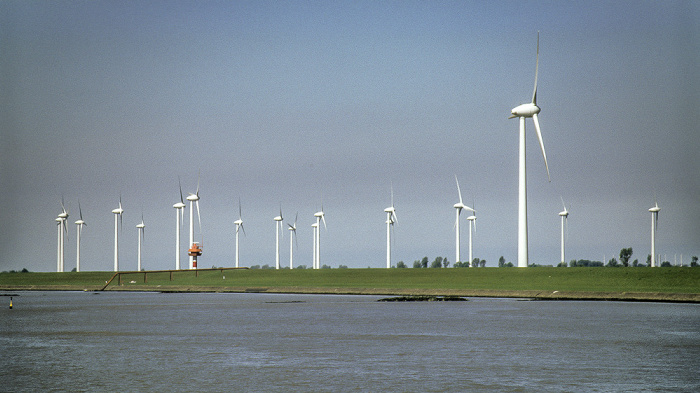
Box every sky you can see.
[1,0,698,272]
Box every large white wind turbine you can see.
[509,32,551,268]
[274,206,283,270]
[234,198,245,268]
[453,176,475,265]
[186,177,201,269]
[288,213,298,269]
[173,179,186,270]
[111,197,124,272]
[649,201,660,267]
[136,215,145,271]
[314,205,327,269]
[559,197,569,266]
[57,199,69,272]
[74,203,86,272]
[384,185,398,269]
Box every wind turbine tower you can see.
[173,179,186,270]
[559,198,569,266]
[75,204,86,272]
[234,198,245,268]
[314,207,326,269]
[311,222,318,269]
[384,185,397,269]
[453,176,475,265]
[508,32,551,267]
[136,215,145,271]
[467,212,477,267]
[288,213,298,269]
[186,178,201,269]
[111,198,124,272]
[274,207,283,269]
[649,202,660,267]
[55,217,62,272]
[57,201,68,272]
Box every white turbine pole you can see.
[274,207,283,270]
[386,210,392,269]
[57,202,68,273]
[188,198,194,269]
[235,225,240,268]
[510,33,550,268]
[649,202,660,267]
[112,199,123,272]
[56,218,61,272]
[314,208,326,269]
[288,214,297,270]
[559,199,569,266]
[75,205,85,272]
[234,199,244,268]
[468,216,475,267]
[136,217,145,271]
[311,223,318,269]
[455,208,461,264]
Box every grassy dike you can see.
[1,268,699,302]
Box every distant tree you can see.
[498,256,506,267]
[421,257,429,268]
[413,260,422,268]
[442,258,450,268]
[619,248,633,267]
[471,258,480,267]
[661,261,672,267]
[691,256,698,267]
[261,264,274,269]
[396,261,407,268]
[607,258,619,267]
[338,265,348,269]
[480,260,486,267]
[71,267,77,272]
[321,264,331,269]
[430,257,443,268]
[646,254,652,267]
[250,265,260,269]
[453,261,467,268]
[632,259,639,267]
[295,265,307,269]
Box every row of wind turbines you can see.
[53,33,664,272]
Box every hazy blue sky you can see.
[1,1,698,272]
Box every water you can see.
[1,292,699,392]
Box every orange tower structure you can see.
[188,242,202,269]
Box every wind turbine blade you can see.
[241,223,246,236]
[294,212,298,226]
[532,113,550,181]
[455,175,463,204]
[179,177,184,204]
[196,200,201,234]
[196,170,200,197]
[560,196,566,211]
[322,214,327,230]
[238,197,242,220]
[532,31,539,105]
[79,202,83,221]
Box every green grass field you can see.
[1,267,699,295]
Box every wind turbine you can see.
[453,176,475,265]
[649,201,660,267]
[111,197,124,272]
[274,205,283,270]
[467,205,477,267]
[55,217,62,272]
[172,178,186,270]
[559,197,569,266]
[288,213,298,269]
[509,32,551,268]
[311,222,318,269]
[186,176,201,269]
[384,185,398,269]
[234,198,245,268]
[57,199,69,272]
[136,215,145,271]
[314,205,327,269]
[74,203,86,272]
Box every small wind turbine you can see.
[314,204,327,269]
[57,199,69,272]
[74,203,86,272]
[136,215,145,271]
[288,212,298,269]
[274,205,283,269]
[311,222,318,269]
[453,176,475,265]
[467,203,477,267]
[234,198,245,268]
[649,201,660,267]
[111,197,124,272]
[509,32,551,268]
[186,175,202,269]
[559,197,569,266]
[173,178,186,270]
[384,184,398,269]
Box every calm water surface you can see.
[1,292,698,392]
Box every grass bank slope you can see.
[1,268,699,301]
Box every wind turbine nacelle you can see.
[112,209,123,214]
[186,195,199,201]
[274,216,283,221]
[510,103,540,118]
[649,207,660,213]
[559,211,569,217]
[173,202,186,209]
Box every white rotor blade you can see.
[321,214,327,229]
[532,113,550,181]
[196,200,201,233]
[455,175,463,204]
[532,32,539,105]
